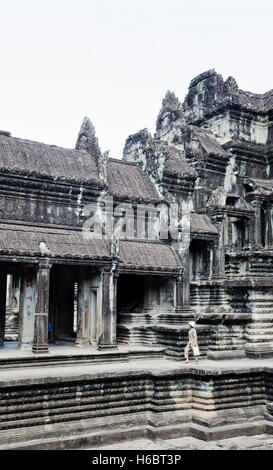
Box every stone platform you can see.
[0,350,272,450]
[0,342,165,369]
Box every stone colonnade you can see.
[28,262,120,354]
[3,261,188,354]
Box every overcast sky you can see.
[0,0,272,158]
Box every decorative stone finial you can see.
[99,150,109,184]
[224,76,239,95]
[75,117,102,164]
[156,91,185,135]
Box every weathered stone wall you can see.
[0,365,272,449]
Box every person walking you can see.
[184,321,199,365]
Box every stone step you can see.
[0,412,149,450]
[0,347,165,369]
[0,415,271,450]
[245,327,273,333]
[244,334,273,342]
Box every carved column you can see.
[0,272,7,346]
[32,262,51,354]
[174,272,183,313]
[98,265,118,350]
[211,214,226,278]
[75,267,88,347]
[209,241,215,278]
[249,199,263,249]
[172,238,192,318]
[182,248,191,307]
[18,266,36,349]
[243,219,250,250]
[265,202,273,248]
[6,275,12,307]
[111,269,119,347]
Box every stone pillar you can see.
[174,272,183,313]
[265,203,273,248]
[244,219,250,250]
[211,214,225,278]
[75,268,89,347]
[6,274,12,307]
[0,273,7,346]
[182,248,191,307]
[249,200,263,249]
[32,262,51,354]
[172,243,193,319]
[111,269,119,347]
[48,266,58,344]
[98,265,118,350]
[18,266,36,350]
[209,241,214,278]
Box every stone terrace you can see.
[0,353,272,450]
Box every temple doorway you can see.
[5,274,20,343]
[0,268,23,349]
[48,265,78,344]
[117,274,144,315]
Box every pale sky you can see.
[0,0,273,158]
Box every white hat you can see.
[188,321,196,328]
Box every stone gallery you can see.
[0,69,273,449]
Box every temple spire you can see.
[75,116,102,164]
[156,91,186,137]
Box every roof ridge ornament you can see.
[76,116,108,185]
[156,90,186,136]
[75,116,102,162]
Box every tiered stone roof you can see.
[0,132,100,183]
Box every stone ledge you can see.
[0,411,271,450]
[207,350,246,360]
[0,361,272,449]
[0,358,273,388]
[246,342,273,359]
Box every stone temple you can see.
[0,69,273,450]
